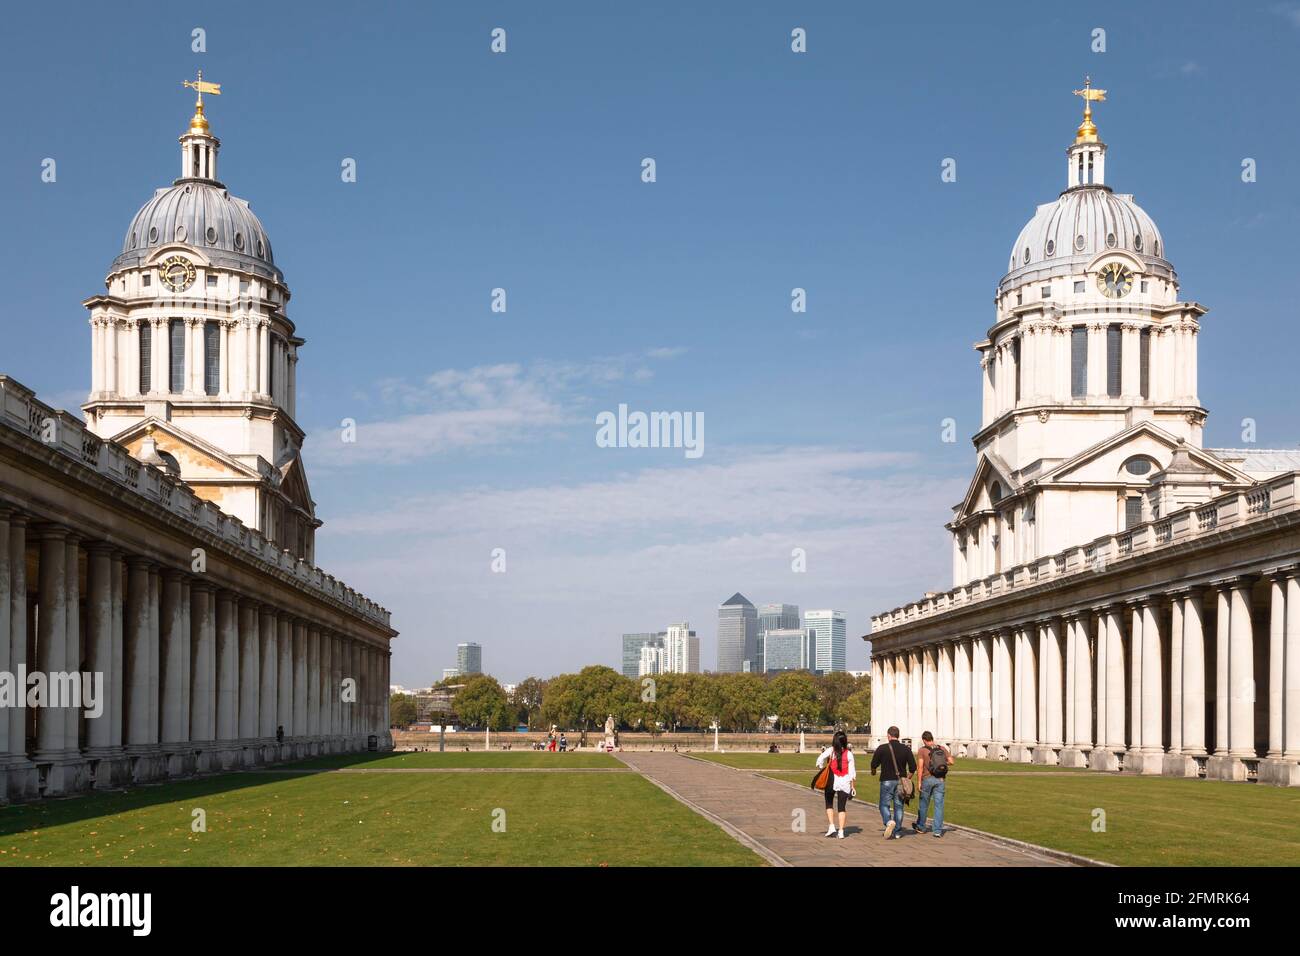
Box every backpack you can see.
[927,745,949,778]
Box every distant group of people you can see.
[813,726,952,841]
[531,731,570,751]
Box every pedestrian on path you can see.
[870,726,916,840]
[913,731,953,838]
[815,731,857,839]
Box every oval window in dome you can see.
[175,225,187,242]
[234,232,244,251]
[1134,234,1143,252]
[1106,232,1117,248]
[256,239,264,257]
[1023,247,1030,264]
[1074,233,1086,251]
[1045,239,1055,257]
[205,226,217,244]
[148,226,158,244]
[130,231,137,249]
[1154,239,1160,257]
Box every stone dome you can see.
[110,179,282,283]
[1001,185,1170,291]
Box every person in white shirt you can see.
[815,730,857,839]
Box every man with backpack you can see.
[913,731,953,838]
[869,726,916,840]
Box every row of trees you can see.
[391,666,871,733]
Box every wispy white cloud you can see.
[310,348,685,467]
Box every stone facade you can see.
[867,91,1300,787]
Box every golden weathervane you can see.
[1072,75,1106,144]
[182,69,221,134]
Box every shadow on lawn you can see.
[0,751,388,838]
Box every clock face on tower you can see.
[158,255,196,292]
[1096,262,1133,298]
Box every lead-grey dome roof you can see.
[1000,185,1171,292]
[109,179,283,283]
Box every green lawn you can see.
[288,750,623,770]
[0,760,760,867]
[744,767,1300,866]
[693,752,1088,773]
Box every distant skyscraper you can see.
[622,632,665,678]
[757,603,800,671]
[457,642,482,675]
[638,643,667,676]
[762,628,814,672]
[803,610,847,673]
[665,622,700,673]
[441,668,462,681]
[717,593,757,673]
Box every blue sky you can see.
[3,1,1298,683]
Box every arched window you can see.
[1119,456,1159,480]
[989,481,1003,504]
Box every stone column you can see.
[1214,583,1231,755]
[35,527,69,763]
[159,570,187,755]
[1287,571,1300,760]
[277,615,292,741]
[1258,570,1300,786]
[1064,614,1093,767]
[84,544,114,759]
[147,566,160,744]
[1181,588,1207,759]
[1169,593,1185,756]
[110,554,124,754]
[1128,600,1144,753]
[1105,606,1126,752]
[215,591,238,751]
[238,601,260,743]
[937,641,954,741]
[321,630,334,742]
[973,635,993,752]
[124,558,153,755]
[1012,627,1025,746]
[307,626,320,743]
[992,630,1013,754]
[7,515,32,795]
[1138,597,1164,773]
[190,584,215,747]
[293,621,308,745]
[0,509,9,780]
[920,644,937,738]
[1093,608,1107,763]
[63,534,81,754]
[1045,618,1064,752]
[954,638,972,745]
[260,608,278,742]
[1227,578,1256,758]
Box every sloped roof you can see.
[721,592,753,607]
[1207,448,1300,474]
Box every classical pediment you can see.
[1038,422,1252,487]
[111,418,262,481]
[954,451,1021,523]
[277,453,317,520]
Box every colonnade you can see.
[0,506,392,801]
[868,569,1300,785]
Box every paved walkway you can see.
[618,752,1073,867]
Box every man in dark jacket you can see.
[869,727,917,840]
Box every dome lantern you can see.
[1067,77,1107,188]
[179,71,222,183]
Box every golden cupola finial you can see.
[1072,75,1106,144]
[182,69,222,136]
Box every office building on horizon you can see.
[717,593,758,672]
[457,642,482,675]
[757,603,800,673]
[762,627,816,673]
[622,632,666,678]
[804,609,847,673]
